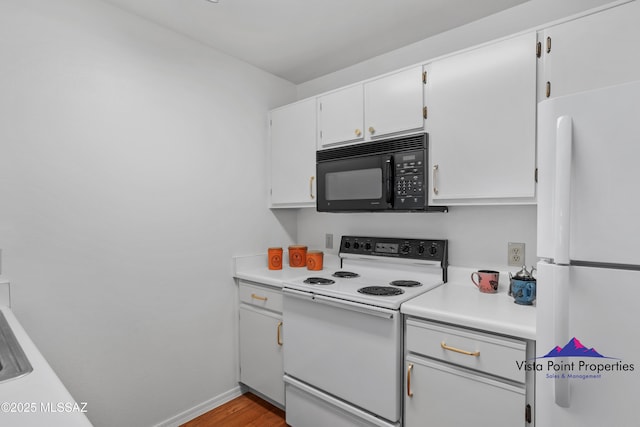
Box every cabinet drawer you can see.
[239,281,283,313]
[406,318,526,383]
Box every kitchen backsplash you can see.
[296,204,537,270]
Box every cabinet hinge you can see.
[536,41,541,58]
[546,81,551,98]
[423,106,428,119]
[546,36,552,54]
[535,168,538,183]
[525,404,532,423]
[422,71,427,84]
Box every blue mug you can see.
[511,279,536,305]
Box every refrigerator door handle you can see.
[554,266,571,408]
[552,116,572,408]
[554,116,572,265]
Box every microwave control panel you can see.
[394,150,425,209]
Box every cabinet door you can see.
[239,305,284,405]
[269,98,316,207]
[540,1,640,100]
[364,66,424,139]
[318,85,364,148]
[425,33,536,204]
[405,356,525,427]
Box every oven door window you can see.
[317,155,391,211]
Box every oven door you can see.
[283,289,402,423]
[316,153,393,211]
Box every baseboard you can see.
[154,386,243,427]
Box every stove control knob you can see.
[353,242,360,250]
[401,244,411,255]
[418,245,425,255]
[344,242,351,249]
[364,243,372,251]
[429,245,438,256]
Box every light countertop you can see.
[401,267,536,340]
[0,306,93,426]
[233,259,535,340]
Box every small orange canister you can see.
[288,245,308,268]
[268,247,283,270]
[306,250,324,271]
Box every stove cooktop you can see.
[286,270,441,309]
[283,236,448,310]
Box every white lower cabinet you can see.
[238,281,284,406]
[404,318,534,426]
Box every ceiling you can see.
[102,0,529,84]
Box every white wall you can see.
[0,1,297,426]
[296,0,624,270]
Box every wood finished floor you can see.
[180,393,288,427]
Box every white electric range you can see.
[283,235,448,427]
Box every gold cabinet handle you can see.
[432,164,439,195]
[309,176,315,199]
[277,321,283,346]
[441,341,480,357]
[251,293,268,302]
[368,126,375,135]
[355,129,362,137]
[407,364,414,397]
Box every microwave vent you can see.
[316,134,427,162]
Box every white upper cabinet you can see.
[269,98,316,208]
[364,66,425,140]
[317,84,364,148]
[317,66,425,149]
[425,32,537,205]
[539,1,640,101]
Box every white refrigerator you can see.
[537,80,640,426]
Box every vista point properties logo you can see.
[516,337,635,380]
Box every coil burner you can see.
[390,280,422,287]
[332,271,360,278]
[303,277,336,285]
[357,286,405,296]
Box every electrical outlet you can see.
[508,242,525,267]
[325,233,333,249]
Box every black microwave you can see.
[316,133,447,212]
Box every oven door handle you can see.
[283,287,314,300]
[313,295,395,319]
[284,288,395,319]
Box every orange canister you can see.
[288,245,308,268]
[268,247,283,270]
[306,250,324,271]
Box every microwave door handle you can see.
[385,157,393,205]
